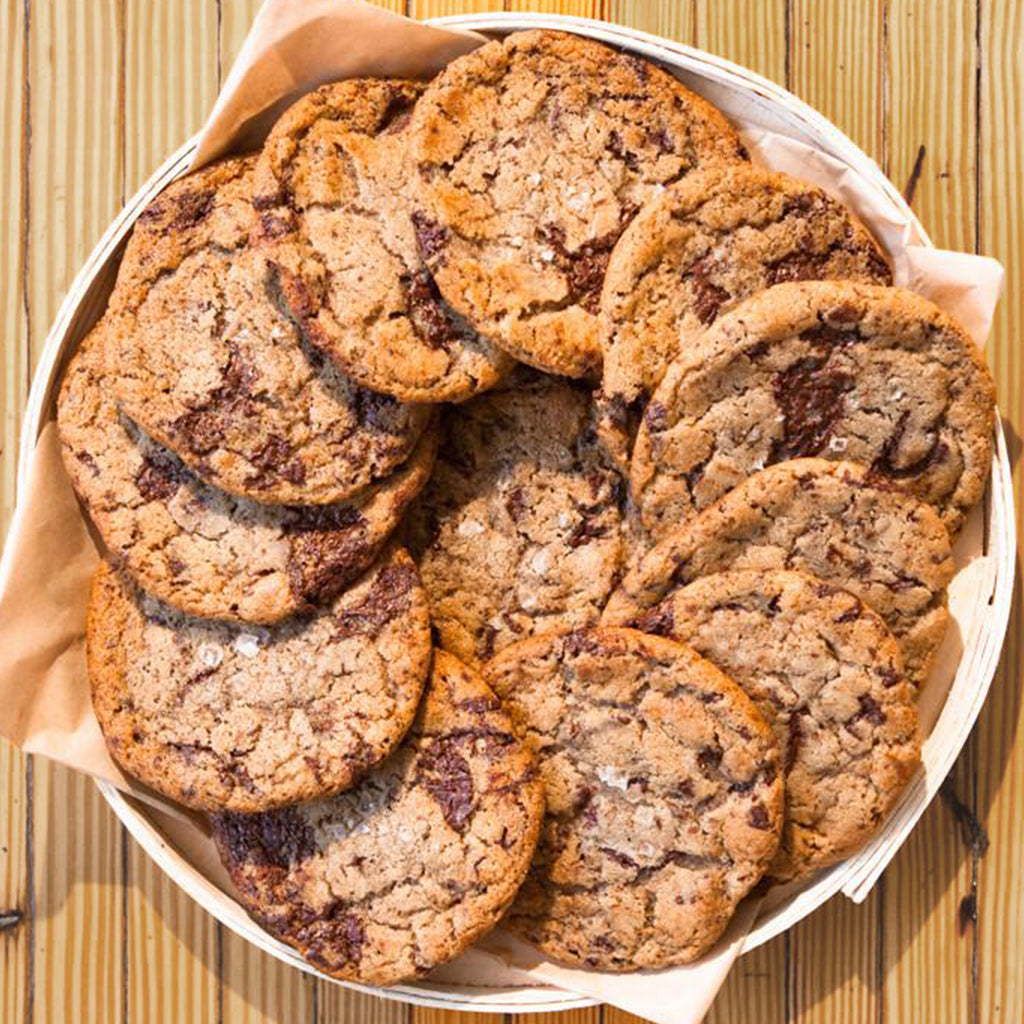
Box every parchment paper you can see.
[0,1,1005,1020]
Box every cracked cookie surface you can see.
[631,281,995,535]
[603,459,955,686]
[409,30,747,378]
[407,371,624,669]
[212,650,544,986]
[483,626,782,970]
[106,155,430,505]
[87,547,431,813]
[252,79,513,403]
[628,570,920,880]
[597,165,891,466]
[57,324,438,623]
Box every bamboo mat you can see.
[0,2,1021,1021]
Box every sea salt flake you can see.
[828,436,849,453]
[197,643,224,669]
[457,519,485,538]
[596,765,631,791]
[232,633,261,657]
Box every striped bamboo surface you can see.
[0,1,1021,1021]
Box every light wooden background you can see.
[0,1,1021,1021]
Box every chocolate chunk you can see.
[567,515,608,548]
[248,435,306,488]
[748,804,771,830]
[872,411,949,480]
[478,624,498,661]
[770,356,853,461]
[854,694,887,726]
[298,903,365,972]
[135,453,183,502]
[632,602,675,638]
[169,189,214,230]
[600,846,639,869]
[686,257,730,325]
[405,270,459,349]
[418,737,475,831]
[332,563,417,640]
[411,211,448,264]
[355,387,406,436]
[563,629,603,658]
[539,210,636,314]
[285,505,370,606]
[258,211,292,240]
[607,129,639,170]
[457,696,503,715]
[505,487,528,522]
[697,746,723,774]
[644,401,669,433]
[216,806,317,884]
[378,87,417,134]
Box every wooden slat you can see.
[29,769,121,1024]
[412,0,507,17]
[605,0,693,44]
[0,0,30,1018]
[694,0,787,86]
[320,984,408,1023]
[790,0,885,165]
[975,0,1024,1022]
[219,930,316,1024]
[125,845,218,1022]
[505,0,606,17]
[22,2,126,1022]
[881,4,979,1023]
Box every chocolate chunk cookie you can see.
[88,546,431,812]
[212,651,544,985]
[603,459,955,686]
[409,30,747,378]
[629,570,920,880]
[57,324,438,623]
[252,79,513,403]
[407,371,624,669]
[483,627,782,970]
[631,281,995,534]
[105,155,430,505]
[597,165,891,466]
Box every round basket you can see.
[17,12,1015,1015]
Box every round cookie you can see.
[631,281,995,535]
[407,371,624,669]
[409,30,747,378]
[602,458,955,687]
[106,155,430,505]
[87,546,431,813]
[628,570,920,880]
[57,324,438,624]
[484,627,783,970]
[252,78,513,402]
[597,165,892,466]
[211,650,544,985]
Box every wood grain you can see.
[0,3,29,1021]
[1,1,1021,1023]
[975,1,1024,1022]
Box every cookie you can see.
[597,165,892,466]
[57,324,438,623]
[212,650,544,985]
[105,155,430,505]
[407,371,624,669]
[87,546,431,813]
[483,627,782,970]
[409,30,747,378]
[629,570,920,880]
[252,78,513,403]
[603,459,955,686]
[631,281,995,534]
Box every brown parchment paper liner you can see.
[0,2,1006,1019]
